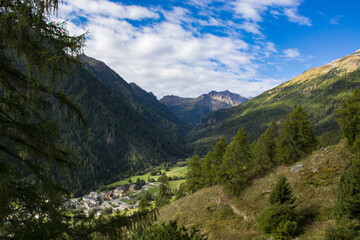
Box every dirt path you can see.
[229,203,249,220]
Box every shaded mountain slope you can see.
[80,55,188,137]
[186,50,360,155]
[160,90,249,126]
[56,64,185,194]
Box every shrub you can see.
[325,218,360,240]
[258,204,300,240]
[335,157,360,222]
[130,221,207,240]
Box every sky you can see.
[57,0,360,99]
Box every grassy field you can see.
[157,142,353,240]
[107,166,188,188]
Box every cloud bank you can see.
[58,0,311,98]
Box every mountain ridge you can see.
[160,90,249,126]
[186,49,360,155]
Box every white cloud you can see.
[61,0,158,20]
[232,0,311,27]
[57,0,310,98]
[282,48,300,59]
[329,15,343,25]
[284,8,312,26]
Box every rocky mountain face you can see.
[185,49,360,155]
[160,90,249,126]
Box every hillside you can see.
[55,63,186,194]
[157,142,352,239]
[160,90,249,126]
[80,55,188,137]
[186,50,360,155]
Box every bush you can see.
[130,221,207,240]
[335,157,360,221]
[325,218,360,240]
[258,204,300,240]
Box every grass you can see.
[107,166,188,188]
[157,142,353,240]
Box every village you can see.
[66,181,161,216]
[65,165,188,216]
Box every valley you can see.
[3,1,360,238]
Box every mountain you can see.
[80,55,188,136]
[55,57,186,195]
[160,90,249,126]
[186,49,360,155]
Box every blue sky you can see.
[58,0,360,98]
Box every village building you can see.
[89,191,98,198]
[129,184,136,191]
[82,195,99,209]
[113,186,125,197]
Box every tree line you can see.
[183,105,317,197]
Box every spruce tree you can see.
[156,173,172,207]
[219,128,251,195]
[0,0,86,238]
[334,157,360,222]
[0,1,158,238]
[253,120,278,174]
[213,137,227,184]
[336,89,360,151]
[269,175,296,205]
[276,106,317,164]
[186,155,204,193]
[258,176,299,239]
[201,150,215,187]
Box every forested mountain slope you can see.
[80,55,188,137]
[56,64,185,195]
[160,90,249,126]
[186,50,360,154]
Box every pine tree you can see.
[258,176,299,239]
[336,89,360,151]
[156,173,171,207]
[0,1,158,238]
[334,157,360,222]
[269,176,296,205]
[276,106,317,164]
[186,154,204,193]
[0,0,86,238]
[219,128,251,195]
[201,150,215,186]
[213,137,227,184]
[253,121,278,174]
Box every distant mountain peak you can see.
[160,90,249,125]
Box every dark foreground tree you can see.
[0,1,158,239]
[0,0,87,238]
